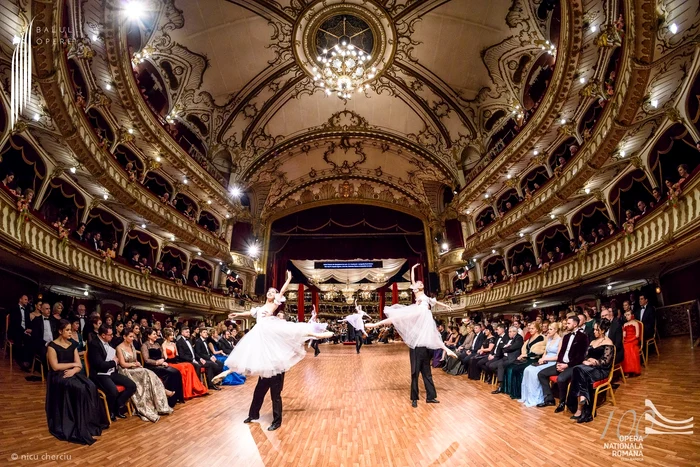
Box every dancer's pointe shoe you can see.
[211,372,228,385]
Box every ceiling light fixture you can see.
[669,23,678,34]
[105,83,112,91]
[579,76,586,84]
[650,99,658,109]
[123,1,144,20]
[506,174,512,180]
[32,113,40,121]
[590,25,597,33]
[70,167,77,174]
[197,251,201,256]
[441,242,448,251]
[533,150,539,155]
[225,213,230,219]
[207,200,212,205]
[466,210,471,215]
[519,232,524,237]
[230,186,241,197]
[83,290,89,296]
[248,243,260,257]
[607,284,612,290]
[491,249,496,254]
[484,193,490,199]
[585,188,591,194]
[141,223,146,229]
[127,128,134,134]
[170,235,175,241]
[183,178,188,185]
[103,193,109,200]
[155,156,161,162]
[560,118,567,125]
[313,19,379,100]
[550,214,555,219]
[619,149,626,157]
[91,33,98,41]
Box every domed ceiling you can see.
[129,0,559,220]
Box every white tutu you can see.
[343,313,366,333]
[225,307,328,378]
[384,302,445,350]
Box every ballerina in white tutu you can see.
[307,305,324,357]
[339,300,369,354]
[212,271,333,431]
[366,264,456,407]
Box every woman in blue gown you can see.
[519,322,562,407]
[209,328,246,385]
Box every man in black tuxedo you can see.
[70,304,89,335]
[180,271,189,284]
[166,266,177,280]
[536,316,589,411]
[30,303,57,376]
[87,325,136,420]
[602,306,624,365]
[8,294,33,370]
[491,326,524,393]
[638,294,656,361]
[456,323,484,368]
[218,330,234,355]
[194,328,224,388]
[176,327,220,390]
[477,324,506,379]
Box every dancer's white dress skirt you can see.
[343,313,366,333]
[384,297,444,350]
[224,306,328,378]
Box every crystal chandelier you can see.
[313,18,378,100]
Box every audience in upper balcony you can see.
[651,187,662,207]
[130,251,141,269]
[154,261,166,277]
[71,223,86,242]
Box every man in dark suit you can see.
[638,294,656,361]
[491,325,524,393]
[176,327,220,390]
[536,316,589,411]
[477,324,506,379]
[166,266,177,280]
[602,306,624,365]
[189,274,201,288]
[30,303,57,376]
[70,303,89,335]
[456,323,484,368]
[87,325,136,420]
[218,331,234,355]
[194,328,224,388]
[8,294,33,370]
[180,271,189,284]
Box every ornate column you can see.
[34,165,63,210]
[297,283,305,322]
[528,234,540,261]
[82,199,100,224]
[595,191,618,226]
[118,223,134,256]
[558,215,574,239]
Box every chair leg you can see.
[608,386,616,407]
[126,401,133,417]
[592,388,600,417]
[99,393,111,426]
[618,367,627,384]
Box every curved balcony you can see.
[100,7,235,210]
[0,190,242,314]
[438,173,700,314]
[462,3,657,257]
[30,1,230,258]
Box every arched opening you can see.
[114,144,145,174]
[143,171,173,198]
[523,53,555,110]
[609,169,654,223]
[536,224,570,261]
[189,259,212,285]
[160,245,187,274]
[571,201,610,242]
[66,58,89,102]
[86,108,114,147]
[520,166,549,194]
[169,121,207,161]
[460,145,481,174]
[487,118,518,155]
[483,256,506,280]
[648,123,698,190]
[686,68,700,136]
[0,136,47,197]
[603,47,623,101]
[85,207,124,246]
[134,60,169,117]
[506,242,536,274]
[578,99,605,140]
[496,188,521,215]
[444,218,463,251]
[38,177,86,229]
[198,210,220,233]
[475,206,496,231]
[484,110,506,132]
[123,229,159,267]
[173,192,197,220]
[548,137,578,170]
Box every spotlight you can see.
[123,1,144,20]
[83,290,89,296]
[669,23,678,34]
[70,167,77,174]
[141,223,146,229]
[607,284,612,290]
[441,242,448,250]
[230,186,242,197]
[248,244,260,257]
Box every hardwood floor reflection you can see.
[1,337,698,466]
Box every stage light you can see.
[70,167,77,174]
[226,269,231,275]
[441,242,448,250]
[141,223,146,229]
[607,284,612,290]
[670,23,678,34]
[83,290,89,296]
[123,1,144,20]
[248,244,260,257]
[230,186,242,197]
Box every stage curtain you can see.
[297,283,304,322]
[290,259,406,284]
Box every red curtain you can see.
[392,282,398,305]
[379,289,385,319]
[297,283,305,322]
[312,289,319,317]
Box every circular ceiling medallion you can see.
[293,0,396,95]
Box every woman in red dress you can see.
[621,310,642,376]
[162,328,208,399]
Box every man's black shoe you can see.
[267,422,281,431]
[426,399,440,404]
[491,386,503,394]
[554,402,566,413]
[411,400,417,408]
[243,417,257,423]
[537,399,556,408]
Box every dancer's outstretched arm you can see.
[366,318,392,329]
[228,311,253,319]
[279,270,293,295]
[410,263,419,286]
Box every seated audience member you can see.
[141,332,183,406]
[71,223,87,243]
[87,325,137,421]
[90,232,103,252]
[208,328,245,386]
[195,328,225,385]
[160,192,171,204]
[597,227,607,241]
[444,323,482,376]
[70,318,86,353]
[477,324,507,381]
[621,309,642,377]
[520,322,562,407]
[601,306,624,366]
[199,279,209,289]
[607,221,617,236]
[131,324,143,351]
[2,171,16,191]
[675,163,690,190]
[536,316,589,410]
[111,322,125,348]
[162,328,208,399]
[46,319,104,444]
[554,246,565,261]
[153,262,166,277]
[637,200,648,217]
[167,266,177,280]
[467,325,496,380]
[590,229,599,245]
[500,322,545,399]
[130,251,141,269]
[180,270,189,283]
[651,187,662,207]
[115,329,174,422]
[139,257,152,273]
[566,319,614,422]
[219,329,235,355]
[176,327,221,390]
[488,326,523,389]
[31,302,58,376]
[84,314,101,345]
[547,251,555,263]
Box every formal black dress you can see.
[46,342,103,445]
[467,336,496,380]
[504,335,545,399]
[566,344,614,414]
[143,343,185,406]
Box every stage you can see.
[1,338,698,466]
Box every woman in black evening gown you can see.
[46,319,104,444]
[467,326,496,380]
[503,322,545,399]
[566,319,615,423]
[142,328,185,407]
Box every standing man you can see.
[638,294,656,361]
[30,302,57,376]
[8,294,33,370]
[71,304,89,335]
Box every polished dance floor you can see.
[1,337,699,466]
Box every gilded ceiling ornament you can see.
[557,122,577,138]
[116,127,135,145]
[595,24,622,48]
[339,181,354,198]
[322,137,366,175]
[67,37,95,61]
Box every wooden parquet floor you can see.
[1,337,699,467]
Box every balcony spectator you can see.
[160,192,171,204]
[139,257,152,273]
[554,245,565,261]
[590,229,599,245]
[1,171,16,193]
[607,221,617,236]
[676,163,690,190]
[130,251,141,269]
[72,223,87,243]
[546,251,555,263]
[189,274,201,288]
[637,200,648,217]
[651,187,662,207]
[523,260,533,272]
[167,265,177,280]
[154,261,166,277]
[597,227,607,241]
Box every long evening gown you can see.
[209,339,245,385]
[565,344,615,414]
[621,323,642,376]
[46,342,104,445]
[383,296,446,350]
[467,336,495,380]
[519,336,561,407]
[503,335,545,399]
[117,346,173,422]
[164,346,208,398]
[143,344,185,405]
